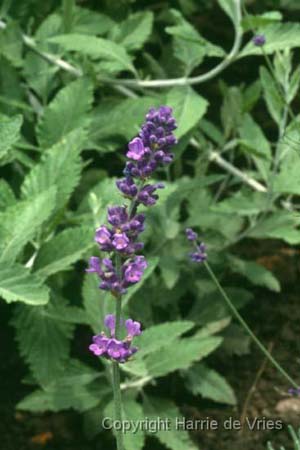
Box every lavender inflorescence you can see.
[87,106,177,362]
[185,228,207,263]
[252,34,266,47]
[89,314,141,363]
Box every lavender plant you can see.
[86,106,177,450]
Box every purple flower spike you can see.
[185,230,207,264]
[252,34,266,47]
[87,106,177,362]
[127,137,146,161]
[186,228,198,241]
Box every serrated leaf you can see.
[21,128,85,211]
[0,188,56,264]
[248,211,300,244]
[241,23,300,57]
[135,321,194,357]
[184,363,237,405]
[33,226,94,279]
[49,34,135,73]
[36,78,93,148]
[111,11,153,51]
[145,336,222,378]
[229,255,280,292]
[144,396,198,450]
[0,114,22,160]
[12,299,75,386]
[17,384,108,413]
[0,262,49,305]
[260,66,284,125]
[166,87,208,138]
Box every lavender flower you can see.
[87,106,177,297]
[252,34,266,47]
[87,106,177,363]
[89,314,141,363]
[185,228,207,263]
[288,387,300,396]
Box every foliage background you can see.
[1,0,300,449]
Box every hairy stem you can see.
[204,261,298,389]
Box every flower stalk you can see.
[87,106,178,449]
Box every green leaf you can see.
[0,188,56,264]
[274,148,300,195]
[0,179,16,210]
[241,23,300,57]
[260,66,284,125]
[229,255,280,292]
[0,262,49,305]
[239,113,271,180]
[33,226,94,279]
[242,12,282,32]
[12,299,75,386]
[166,10,225,75]
[36,78,93,148]
[105,396,145,450]
[89,96,159,145]
[184,363,237,405]
[111,11,153,51]
[145,336,222,378]
[73,6,115,35]
[217,0,239,25]
[123,257,159,307]
[135,321,194,357]
[248,211,300,244]
[166,86,208,138]
[144,396,198,450]
[0,114,22,161]
[82,273,114,334]
[21,128,85,211]
[49,34,135,73]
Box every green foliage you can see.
[184,363,237,405]
[1,2,299,449]
[0,263,49,305]
[36,78,93,148]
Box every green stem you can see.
[204,261,298,389]
[62,0,74,33]
[112,360,124,450]
[111,253,124,450]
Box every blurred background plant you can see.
[1,0,300,449]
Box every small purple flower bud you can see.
[252,34,266,47]
[186,228,198,241]
[104,314,116,335]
